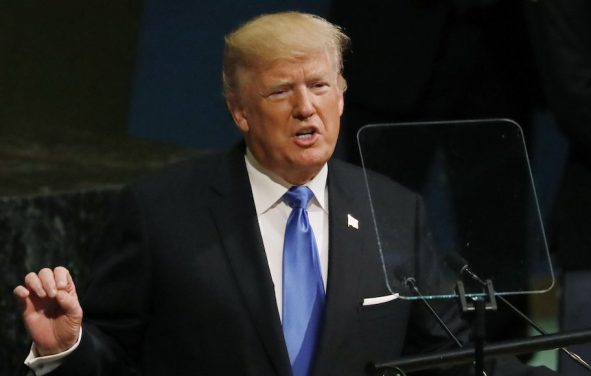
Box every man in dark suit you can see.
[14,11,555,376]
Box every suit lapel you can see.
[313,161,366,376]
[208,146,292,376]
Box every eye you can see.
[265,87,290,99]
[311,82,330,92]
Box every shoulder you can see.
[116,145,245,210]
[328,158,418,203]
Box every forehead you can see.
[242,50,337,87]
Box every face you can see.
[227,50,344,185]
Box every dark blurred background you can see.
[2,0,589,374]
[1,1,191,197]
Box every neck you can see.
[245,148,320,186]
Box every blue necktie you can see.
[282,186,325,376]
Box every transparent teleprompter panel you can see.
[357,119,554,300]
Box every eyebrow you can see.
[258,65,335,93]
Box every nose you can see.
[292,87,315,120]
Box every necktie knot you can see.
[283,186,314,209]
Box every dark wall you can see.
[1,0,195,197]
[1,1,140,136]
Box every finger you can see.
[53,266,71,290]
[38,268,58,298]
[13,285,30,299]
[24,272,47,298]
[65,270,77,295]
[55,290,83,319]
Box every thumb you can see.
[13,286,35,316]
[13,286,28,309]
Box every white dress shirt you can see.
[244,149,329,320]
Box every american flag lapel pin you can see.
[347,214,359,229]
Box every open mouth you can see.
[296,128,316,139]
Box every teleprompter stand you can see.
[370,279,591,375]
[458,278,498,376]
[370,329,591,375]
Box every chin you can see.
[299,150,331,167]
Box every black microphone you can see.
[445,253,591,372]
[444,253,486,285]
[401,276,464,348]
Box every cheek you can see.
[251,117,289,147]
[259,105,292,127]
[323,101,343,129]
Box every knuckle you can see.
[38,267,53,275]
[54,266,69,276]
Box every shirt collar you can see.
[244,148,328,215]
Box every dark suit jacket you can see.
[47,144,550,376]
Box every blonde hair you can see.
[223,11,350,99]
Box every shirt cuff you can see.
[24,328,83,376]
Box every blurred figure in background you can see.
[525,0,591,373]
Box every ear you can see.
[337,75,345,116]
[226,97,250,133]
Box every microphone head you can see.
[444,252,469,275]
[403,276,417,289]
[390,264,415,288]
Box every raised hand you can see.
[14,266,83,356]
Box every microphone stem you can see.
[463,267,591,373]
[498,294,591,372]
[409,283,464,348]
